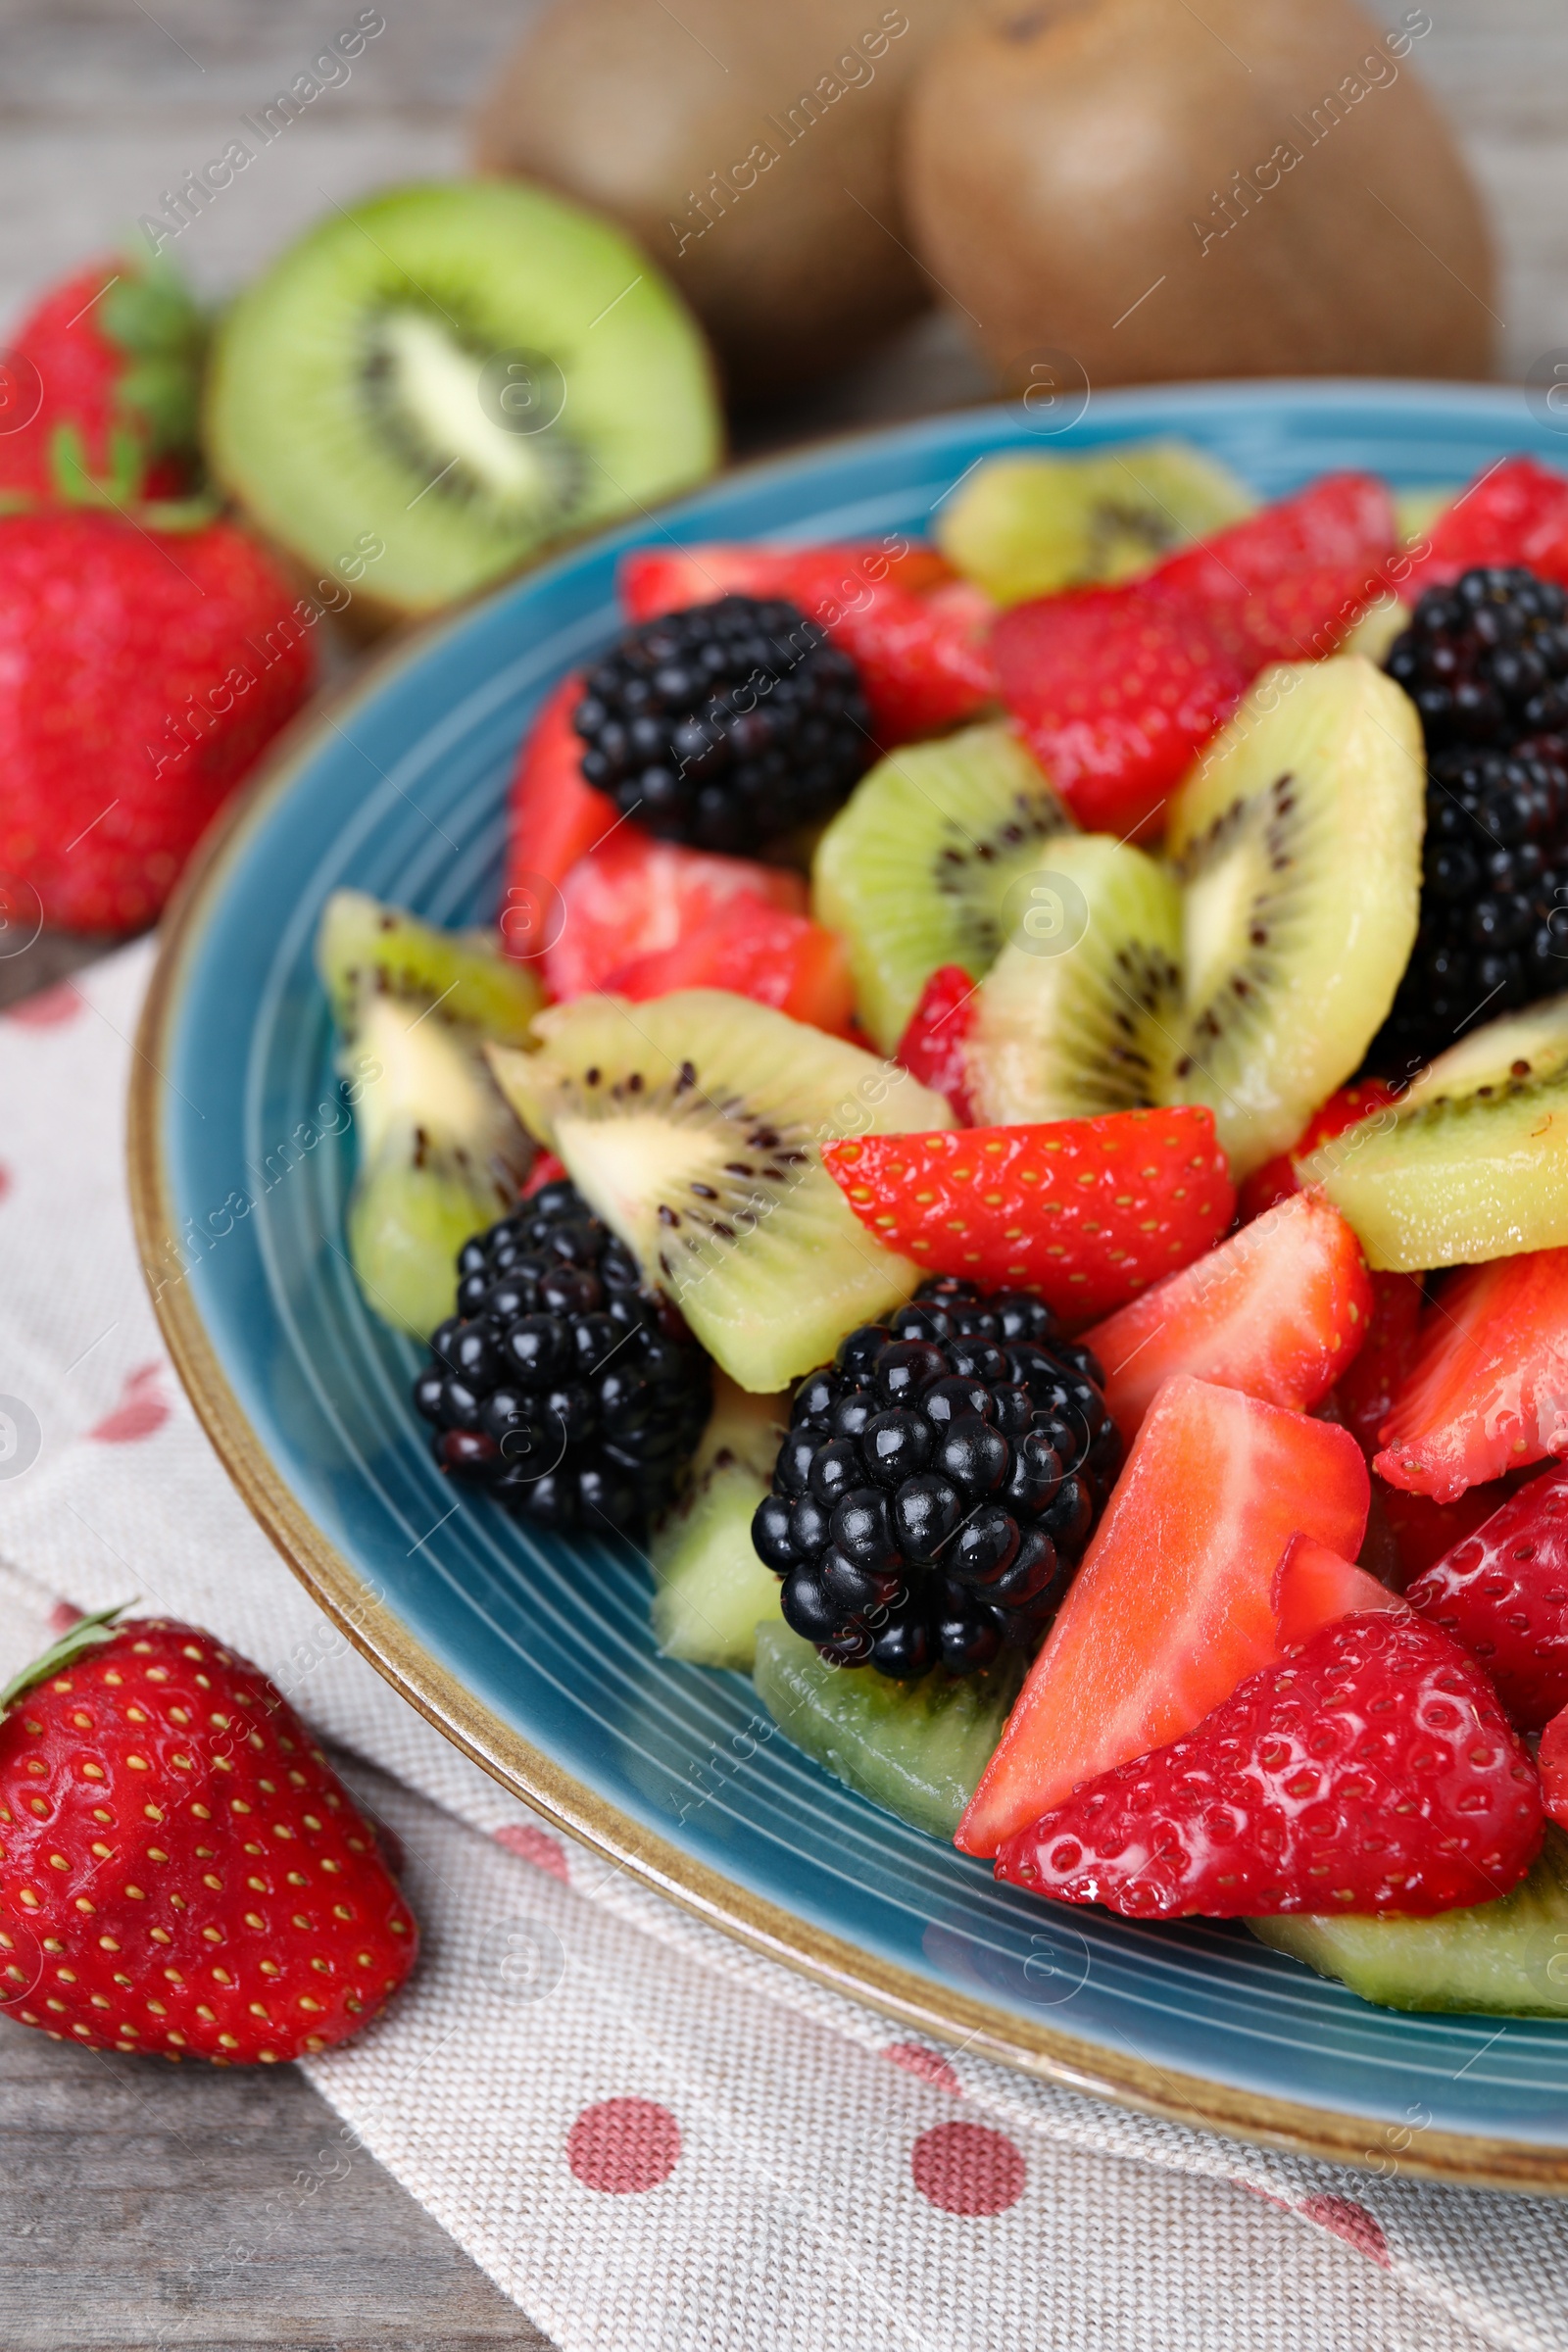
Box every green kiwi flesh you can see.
[966,833,1182,1124]
[316,890,542,1336]
[1160,658,1425,1178]
[1252,1828,1568,2014]
[753,1623,1024,1839]
[486,991,953,1392]
[1303,1065,1568,1272]
[936,439,1254,605]
[207,181,721,616]
[811,722,1073,1053]
[1401,994,1568,1108]
[651,1463,782,1671]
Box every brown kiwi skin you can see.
[900,0,1494,390]
[472,0,966,405]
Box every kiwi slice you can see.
[935,439,1255,606]
[1400,994,1568,1109]
[486,991,953,1392]
[1252,1827,1568,2015]
[651,1461,782,1669]
[1342,594,1410,665]
[686,1370,790,1488]
[966,834,1183,1124]
[316,890,542,1337]
[1160,658,1426,1179]
[1395,485,1462,542]
[1303,1051,1568,1275]
[207,181,721,619]
[811,722,1074,1054]
[652,1381,787,1667]
[753,1623,1024,1840]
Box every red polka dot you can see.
[48,1600,84,1635]
[8,981,83,1028]
[493,1822,570,1882]
[0,1163,11,1200]
[884,2041,962,2096]
[910,2122,1025,2216]
[1298,2193,1391,2268]
[89,1363,170,1445]
[566,2097,680,2194]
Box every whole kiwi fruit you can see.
[473,0,964,405]
[901,0,1496,389]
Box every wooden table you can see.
[2,2,1566,2342]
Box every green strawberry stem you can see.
[0,1602,130,1712]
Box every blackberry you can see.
[1371,563,1568,1073]
[1386,566,1568,751]
[751,1277,1121,1680]
[413,1179,710,1539]
[572,594,873,854]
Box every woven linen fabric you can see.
[0,939,1559,2352]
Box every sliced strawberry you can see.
[822,1106,1234,1325]
[991,582,1250,839]
[1238,1080,1400,1221]
[603,898,856,1034]
[1156,470,1397,657]
[619,539,955,616]
[543,830,807,1001]
[1083,1192,1372,1444]
[996,1612,1542,1919]
[1378,1484,1509,1588]
[956,1375,1369,1856]
[1539,1702,1568,1831]
[618,541,998,743]
[503,673,611,910]
[1376,1250,1568,1502]
[894,964,977,1124]
[1272,1534,1406,1648]
[520,1151,567,1198]
[992,473,1396,837]
[1404,457,1568,594]
[1333,1268,1425,1461]
[1405,1463,1568,1730]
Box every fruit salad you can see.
[318,437,1568,2022]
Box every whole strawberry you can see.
[996,1612,1542,1919]
[0,1612,416,2063]
[1406,1464,1568,1731]
[0,509,315,930]
[0,254,205,506]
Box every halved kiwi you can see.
[316,890,543,1336]
[486,991,953,1391]
[966,833,1182,1124]
[1252,1827,1568,2015]
[1161,658,1426,1178]
[207,181,721,619]
[1303,1000,1568,1271]
[935,439,1254,606]
[811,722,1073,1053]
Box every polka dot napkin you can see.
[0,940,1562,2352]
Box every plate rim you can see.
[127,383,1568,2194]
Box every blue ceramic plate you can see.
[132,383,1568,2187]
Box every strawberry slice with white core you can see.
[1375,1249,1568,1502]
[956,1375,1370,1856]
[1083,1191,1372,1445]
